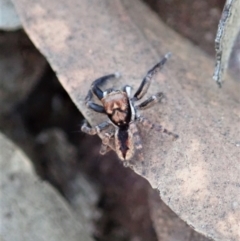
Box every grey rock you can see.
[35,128,101,233]
[0,0,21,30]
[0,30,46,114]
[0,132,94,241]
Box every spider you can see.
[81,53,178,161]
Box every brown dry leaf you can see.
[12,0,240,240]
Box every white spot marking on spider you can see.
[165,52,172,59]
[96,126,100,133]
[103,91,107,97]
[125,86,132,97]
[114,72,121,78]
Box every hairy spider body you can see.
[101,88,137,160]
[81,53,178,161]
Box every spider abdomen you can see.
[115,127,134,161]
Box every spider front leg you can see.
[85,73,120,113]
[82,121,115,155]
[137,116,178,139]
[135,92,165,110]
[133,53,171,101]
[81,120,111,138]
[99,144,112,155]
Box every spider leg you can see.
[91,74,116,100]
[122,85,132,97]
[88,72,121,101]
[129,123,143,151]
[129,122,144,162]
[92,72,121,89]
[81,120,111,136]
[137,115,178,139]
[85,102,106,114]
[99,144,112,155]
[85,73,121,113]
[100,132,115,155]
[133,53,171,101]
[82,120,116,156]
[135,92,165,110]
[85,88,105,113]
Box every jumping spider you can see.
[81,53,178,161]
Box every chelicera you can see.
[81,53,178,161]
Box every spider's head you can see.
[101,90,131,126]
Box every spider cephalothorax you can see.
[102,90,131,125]
[81,53,178,161]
